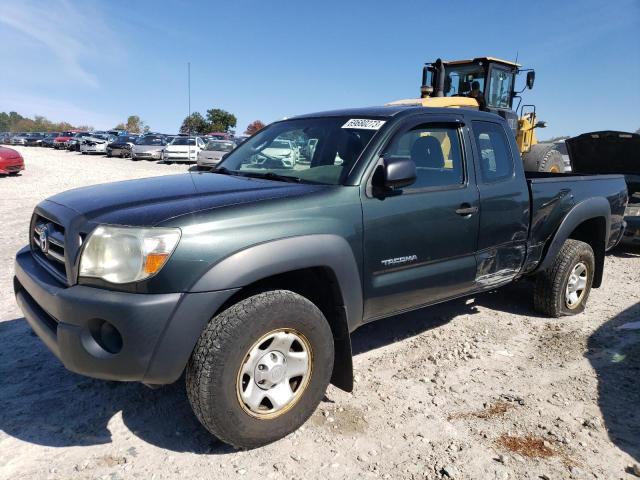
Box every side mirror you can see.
[379,156,417,190]
[526,71,536,89]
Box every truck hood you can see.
[566,131,640,195]
[45,172,324,226]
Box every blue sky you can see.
[1,0,638,138]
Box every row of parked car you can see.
[0,131,250,169]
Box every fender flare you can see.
[189,234,363,392]
[537,197,610,287]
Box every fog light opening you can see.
[87,319,123,354]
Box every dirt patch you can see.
[448,401,514,421]
[310,404,368,434]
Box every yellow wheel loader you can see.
[389,57,565,173]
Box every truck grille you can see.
[31,214,67,282]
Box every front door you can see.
[361,117,480,320]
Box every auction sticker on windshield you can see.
[342,119,386,130]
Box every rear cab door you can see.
[360,114,480,320]
[467,117,530,287]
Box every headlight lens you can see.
[79,226,181,283]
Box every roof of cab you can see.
[444,56,521,68]
[292,105,460,120]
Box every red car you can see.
[0,146,25,175]
[53,130,81,149]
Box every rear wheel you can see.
[533,239,595,317]
[186,290,334,448]
[523,144,565,173]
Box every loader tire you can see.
[523,144,565,173]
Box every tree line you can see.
[0,111,93,133]
[2,109,268,136]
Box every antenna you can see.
[514,51,519,66]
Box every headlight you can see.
[79,226,181,283]
[626,205,640,217]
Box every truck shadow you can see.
[0,284,541,454]
[585,301,640,462]
[608,243,640,259]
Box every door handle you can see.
[455,204,478,216]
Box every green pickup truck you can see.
[14,106,627,448]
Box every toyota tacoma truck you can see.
[14,106,627,448]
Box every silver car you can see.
[80,134,115,154]
[131,135,166,161]
[196,139,235,169]
[11,133,29,145]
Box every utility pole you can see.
[187,62,191,137]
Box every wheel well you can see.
[214,267,354,392]
[567,217,606,287]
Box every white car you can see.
[162,136,205,163]
[196,139,235,169]
[253,139,299,168]
[80,134,115,154]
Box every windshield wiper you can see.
[240,171,304,183]
[212,166,240,176]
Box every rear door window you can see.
[471,121,514,183]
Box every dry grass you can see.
[495,435,555,459]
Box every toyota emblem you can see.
[38,227,49,254]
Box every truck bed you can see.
[523,171,628,273]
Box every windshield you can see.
[169,137,196,146]
[205,140,234,152]
[136,136,165,146]
[217,116,379,185]
[442,64,486,97]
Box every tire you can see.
[533,239,595,317]
[523,144,565,173]
[186,290,334,448]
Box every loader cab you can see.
[423,57,522,135]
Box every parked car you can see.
[11,133,29,145]
[0,132,13,144]
[41,133,61,148]
[80,134,116,154]
[13,106,627,449]
[252,138,299,168]
[0,146,25,175]
[196,139,235,169]
[106,135,138,158]
[24,132,47,146]
[67,132,93,151]
[53,131,81,150]
[131,135,166,160]
[207,131,232,140]
[162,136,205,163]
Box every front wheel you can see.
[533,239,595,317]
[186,290,334,448]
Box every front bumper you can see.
[14,246,238,384]
[133,151,162,160]
[0,160,24,174]
[81,145,107,153]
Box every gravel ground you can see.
[1,146,639,480]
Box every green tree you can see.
[206,108,237,133]
[114,115,147,133]
[179,112,209,135]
